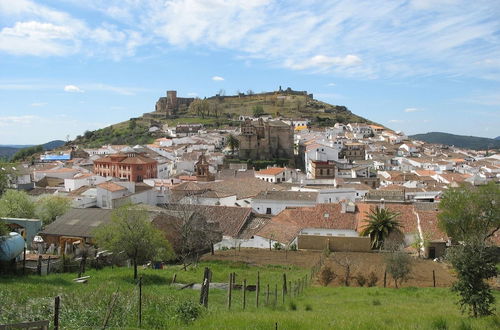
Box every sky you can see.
[0,0,499,144]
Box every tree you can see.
[446,239,497,317]
[226,134,239,156]
[93,204,174,280]
[410,232,430,258]
[439,183,499,317]
[0,190,36,219]
[438,182,499,242]
[0,220,9,236]
[0,165,11,196]
[252,105,264,117]
[385,250,412,288]
[36,195,71,226]
[360,206,401,249]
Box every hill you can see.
[1,140,66,161]
[72,89,376,147]
[409,132,500,150]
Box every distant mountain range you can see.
[409,132,500,150]
[0,140,66,160]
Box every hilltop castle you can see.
[154,90,195,116]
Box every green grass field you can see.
[1,260,498,329]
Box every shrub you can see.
[305,304,313,311]
[431,317,448,330]
[0,220,8,236]
[367,271,378,287]
[288,301,297,311]
[289,243,297,251]
[385,251,412,288]
[220,246,229,251]
[319,266,335,286]
[372,299,381,306]
[273,242,282,250]
[174,300,202,324]
[323,247,331,257]
[355,273,367,287]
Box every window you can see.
[266,208,272,214]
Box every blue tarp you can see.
[40,154,71,161]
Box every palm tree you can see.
[360,206,401,250]
[226,134,239,156]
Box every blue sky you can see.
[0,0,499,144]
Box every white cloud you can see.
[286,55,362,71]
[0,115,38,127]
[327,82,336,86]
[187,92,198,97]
[388,119,404,123]
[64,85,84,93]
[30,102,47,107]
[0,21,79,56]
[404,107,422,112]
[212,76,224,81]
[1,0,499,78]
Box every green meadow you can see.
[0,260,498,329]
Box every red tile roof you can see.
[256,167,286,176]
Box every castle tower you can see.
[167,90,177,109]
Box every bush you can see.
[288,301,297,311]
[289,243,297,251]
[174,300,202,324]
[273,242,282,250]
[220,246,229,251]
[372,299,381,306]
[0,220,8,236]
[355,273,367,287]
[367,271,378,287]
[319,266,335,286]
[305,304,313,311]
[431,317,448,330]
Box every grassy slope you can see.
[410,132,500,150]
[71,93,377,147]
[1,260,499,329]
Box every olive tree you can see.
[385,250,412,288]
[93,204,174,280]
[0,189,35,219]
[36,195,71,226]
[439,182,499,317]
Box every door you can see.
[429,247,436,259]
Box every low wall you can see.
[297,235,371,252]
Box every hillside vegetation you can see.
[410,132,500,150]
[71,91,375,147]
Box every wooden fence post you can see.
[274,284,278,306]
[256,271,260,308]
[243,279,247,310]
[266,284,270,305]
[37,255,42,276]
[199,267,210,308]
[383,271,387,288]
[54,296,60,330]
[282,283,285,304]
[432,270,436,288]
[227,273,233,310]
[47,256,51,274]
[138,276,142,328]
[171,273,177,285]
[283,273,287,295]
[23,247,26,275]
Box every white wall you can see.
[251,199,317,215]
[300,228,358,237]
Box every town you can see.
[1,87,499,328]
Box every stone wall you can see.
[297,235,371,252]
